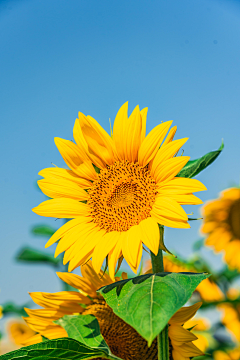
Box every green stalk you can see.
[150,226,169,360]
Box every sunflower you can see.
[32,103,206,278]
[144,256,224,302]
[23,261,204,360]
[7,320,36,346]
[201,187,240,271]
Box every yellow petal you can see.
[169,324,198,346]
[157,177,207,194]
[57,272,97,298]
[152,195,188,221]
[140,107,148,143]
[139,217,159,255]
[122,226,142,273]
[54,137,97,180]
[108,235,123,280]
[113,101,129,160]
[39,167,92,188]
[68,229,105,271]
[150,138,188,177]
[45,217,90,248]
[161,126,177,146]
[169,302,202,325]
[21,334,42,346]
[154,157,190,184]
[165,194,203,205]
[92,232,120,274]
[175,342,204,357]
[54,221,97,257]
[74,113,116,168]
[32,198,90,219]
[38,178,89,201]
[81,260,113,289]
[138,121,173,167]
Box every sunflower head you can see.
[201,187,240,271]
[33,102,206,277]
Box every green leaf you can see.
[98,272,209,346]
[0,338,120,360]
[31,225,56,237]
[15,247,61,267]
[176,141,224,178]
[55,314,122,360]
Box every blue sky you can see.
[1,0,240,307]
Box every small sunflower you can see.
[7,321,36,346]
[23,261,204,360]
[33,103,206,277]
[144,256,224,302]
[201,187,240,271]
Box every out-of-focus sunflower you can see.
[32,102,206,278]
[7,321,36,346]
[218,303,240,343]
[214,347,240,360]
[201,187,240,271]
[144,256,224,302]
[23,261,204,360]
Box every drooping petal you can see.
[139,217,159,255]
[37,178,89,201]
[39,167,92,188]
[154,156,190,184]
[32,198,91,219]
[92,232,120,274]
[54,137,97,180]
[175,342,204,357]
[169,324,198,346]
[56,272,97,298]
[138,121,173,167]
[169,302,202,325]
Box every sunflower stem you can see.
[150,226,169,360]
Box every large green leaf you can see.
[31,224,56,237]
[176,141,224,178]
[15,246,61,267]
[0,338,120,360]
[98,272,209,346]
[56,314,122,360]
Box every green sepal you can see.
[31,224,56,237]
[55,314,122,360]
[15,246,61,267]
[176,140,224,178]
[158,225,175,256]
[98,272,209,346]
[0,338,122,360]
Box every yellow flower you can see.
[23,261,204,360]
[201,187,240,271]
[218,303,240,343]
[214,347,240,360]
[7,320,36,346]
[144,256,224,302]
[32,103,206,277]
[0,305,2,319]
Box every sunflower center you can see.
[228,198,240,239]
[88,161,157,232]
[82,299,158,360]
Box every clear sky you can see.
[1,0,240,306]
